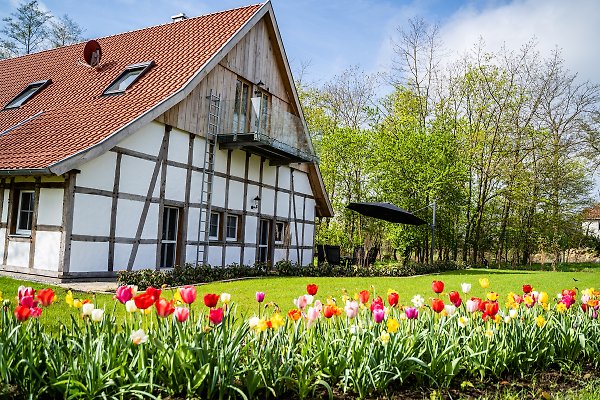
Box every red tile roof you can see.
[583,203,600,219]
[0,3,262,171]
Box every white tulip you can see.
[125,299,138,313]
[461,283,472,294]
[509,309,518,319]
[130,329,148,345]
[444,304,457,316]
[82,303,94,316]
[248,316,260,328]
[91,308,104,322]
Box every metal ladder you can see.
[195,91,220,266]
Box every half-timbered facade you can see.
[0,2,332,280]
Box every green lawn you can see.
[1,267,597,327]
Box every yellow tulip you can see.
[479,278,490,289]
[65,290,74,307]
[256,318,269,332]
[380,331,390,345]
[386,317,400,333]
[556,303,567,313]
[539,291,549,304]
[487,292,498,301]
[73,299,83,308]
[535,315,546,328]
[0,291,3,303]
[270,313,285,329]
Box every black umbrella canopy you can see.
[347,202,427,225]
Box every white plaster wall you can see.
[142,203,159,240]
[186,245,201,265]
[120,121,164,156]
[278,167,291,190]
[187,207,200,242]
[294,171,312,195]
[113,243,133,271]
[243,247,255,265]
[248,155,261,182]
[294,195,304,219]
[214,149,228,173]
[208,246,222,266]
[212,177,226,208]
[69,242,108,272]
[1,189,9,223]
[276,192,289,218]
[119,156,156,197]
[115,199,143,238]
[37,188,63,226]
[189,170,204,204]
[228,180,244,210]
[0,228,5,260]
[33,231,61,271]
[77,152,116,191]
[6,241,29,267]
[304,224,315,247]
[225,247,240,265]
[245,216,257,244]
[133,244,155,270]
[165,165,187,202]
[230,150,246,178]
[305,199,316,221]
[303,249,314,266]
[263,164,276,186]
[288,247,299,263]
[290,223,299,246]
[72,193,112,236]
[246,184,260,209]
[168,128,190,164]
[583,220,600,237]
[261,188,275,215]
[274,249,286,263]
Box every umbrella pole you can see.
[430,199,437,264]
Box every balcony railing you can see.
[216,99,317,164]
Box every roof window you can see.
[103,61,155,95]
[4,80,51,109]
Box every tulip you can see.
[125,299,138,313]
[314,300,323,313]
[432,280,444,294]
[14,305,31,321]
[358,290,370,304]
[323,305,336,318]
[91,309,104,322]
[431,298,444,313]
[458,315,469,327]
[404,307,418,319]
[115,286,135,304]
[270,313,285,329]
[304,294,314,305]
[307,307,320,324]
[19,295,36,308]
[209,307,224,324]
[387,317,400,333]
[133,293,155,310]
[130,329,148,345]
[539,291,549,304]
[203,293,219,308]
[255,292,265,303]
[174,307,190,322]
[220,293,231,304]
[306,284,318,296]
[387,291,399,307]
[155,298,175,318]
[17,286,34,302]
[380,331,390,344]
[461,283,472,294]
[479,278,490,289]
[37,288,55,307]
[82,303,94,316]
[287,308,302,321]
[179,286,197,304]
[294,295,308,310]
[370,296,384,312]
[487,292,499,301]
[344,300,359,318]
[522,284,532,294]
[30,307,42,318]
[444,304,457,316]
[483,301,499,316]
[411,294,425,308]
[145,287,162,302]
[373,307,385,323]
[449,291,462,307]
[248,316,260,328]
[509,309,518,319]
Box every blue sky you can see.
[2,0,599,88]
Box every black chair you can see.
[324,245,341,265]
[365,247,379,266]
[317,245,325,264]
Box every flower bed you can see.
[0,279,599,399]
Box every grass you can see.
[1,267,597,328]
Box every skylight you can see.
[103,61,155,95]
[4,80,51,109]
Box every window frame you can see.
[102,61,155,95]
[274,221,287,244]
[232,78,251,133]
[4,80,52,109]
[252,89,270,134]
[225,214,239,241]
[209,211,221,240]
[160,206,180,268]
[13,189,35,236]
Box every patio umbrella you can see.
[347,202,427,225]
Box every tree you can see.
[48,14,84,47]
[0,0,51,56]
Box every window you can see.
[160,207,179,268]
[232,79,250,133]
[103,61,155,95]
[4,80,51,109]
[226,215,238,240]
[252,90,270,134]
[274,221,286,244]
[209,212,220,240]
[14,190,35,235]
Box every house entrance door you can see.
[258,219,271,264]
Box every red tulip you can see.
[209,307,224,324]
[155,298,175,318]
[145,287,162,303]
[358,290,370,304]
[306,284,318,296]
[323,305,335,318]
[133,293,155,310]
[432,280,444,294]
[37,288,55,307]
[179,286,197,304]
[370,296,384,312]
[19,295,36,308]
[448,291,462,307]
[203,293,219,308]
[388,292,399,307]
[522,284,532,294]
[14,305,31,321]
[30,307,42,318]
[562,289,576,297]
[431,298,445,313]
[483,301,499,316]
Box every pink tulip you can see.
[307,306,320,326]
[209,307,224,324]
[18,286,34,302]
[174,307,189,322]
[405,307,419,319]
[344,300,359,318]
[115,286,135,304]
[466,299,479,313]
[373,307,385,323]
[255,292,265,303]
[294,295,308,310]
[314,300,323,313]
[179,286,197,304]
[30,307,42,318]
[19,295,36,308]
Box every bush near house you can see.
[117,260,467,289]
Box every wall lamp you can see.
[251,195,261,210]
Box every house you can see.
[582,203,600,238]
[0,2,333,281]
